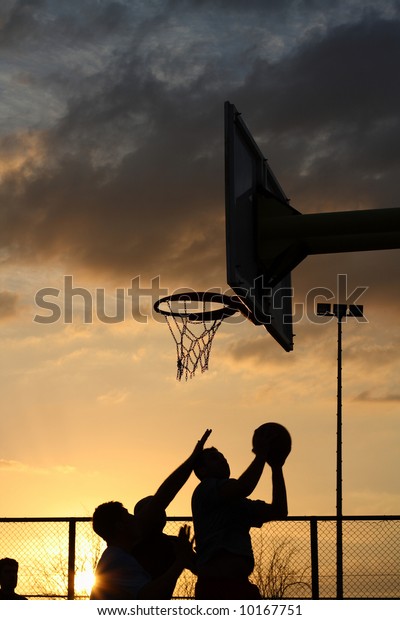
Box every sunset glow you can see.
[74,568,96,597]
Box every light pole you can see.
[316,302,364,599]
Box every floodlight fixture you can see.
[348,304,364,317]
[316,303,331,316]
[333,304,348,320]
[316,303,364,319]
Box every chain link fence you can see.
[0,516,399,599]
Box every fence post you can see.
[68,518,76,600]
[310,518,319,599]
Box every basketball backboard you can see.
[224,101,298,352]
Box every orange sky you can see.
[1,255,399,519]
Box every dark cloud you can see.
[0,5,399,301]
[168,0,289,11]
[244,16,400,129]
[0,0,130,48]
[232,15,400,212]
[0,0,45,47]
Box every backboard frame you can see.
[224,101,295,352]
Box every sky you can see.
[0,0,400,521]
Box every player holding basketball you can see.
[191,433,288,600]
[90,429,211,600]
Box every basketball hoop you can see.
[154,292,247,380]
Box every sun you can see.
[75,568,96,595]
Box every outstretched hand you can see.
[191,429,212,459]
[174,524,195,569]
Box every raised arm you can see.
[253,461,288,524]
[219,453,266,501]
[269,464,288,519]
[220,448,288,519]
[219,431,277,501]
[136,430,212,526]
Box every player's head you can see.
[134,495,167,532]
[193,447,230,480]
[92,501,135,544]
[0,558,19,591]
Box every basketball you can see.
[252,422,291,465]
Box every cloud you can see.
[0,458,77,475]
[0,290,19,320]
[0,0,45,48]
[235,16,400,209]
[216,328,307,381]
[97,388,130,405]
[0,458,22,470]
[355,390,400,403]
[0,5,398,305]
[0,0,130,49]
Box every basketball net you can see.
[163,298,224,381]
